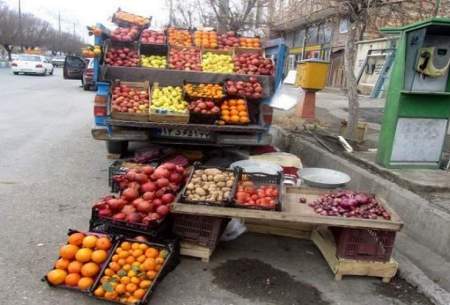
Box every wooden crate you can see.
[149,82,189,123]
[111,80,150,122]
[180,241,214,263]
[245,219,312,240]
[311,228,398,282]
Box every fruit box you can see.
[43,229,116,293]
[139,43,169,69]
[149,83,190,124]
[103,40,141,65]
[140,30,167,46]
[167,45,202,71]
[112,10,151,29]
[183,80,225,102]
[178,163,241,207]
[232,171,284,211]
[110,80,150,122]
[90,237,177,305]
[234,47,264,56]
[89,207,171,239]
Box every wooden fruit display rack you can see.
[171,187,403,282]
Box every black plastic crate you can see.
[188,110,221,125]
[183,81,225,102]
[232,171,283,211]
[90,236,178,305]
[179,163,241,207]
[108,160,159,192]
[89,207,172,239]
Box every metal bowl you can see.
[300,168,351,188]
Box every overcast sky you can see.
[3,0,169,43]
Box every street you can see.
[0,68,434,305]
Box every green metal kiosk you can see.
[377,18,450,168]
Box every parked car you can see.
[51,56,66,67]
[82,58,96,91]
[11,54,54,76]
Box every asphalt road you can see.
[0,68,433,305]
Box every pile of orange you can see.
[184,83,224,99]
[194,31,218,48]
[168,28,192,47]
[239,37,261,48]
[220,99,250,125]
[93,241,167,304]
[47,232,112,290]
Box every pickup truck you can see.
[64,25,288,155]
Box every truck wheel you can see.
[13,72,18,75]
[106,141,128,155]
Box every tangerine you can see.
[115,283,126,294]
[64,273,81,287]
[47,269,67,285]
[132,249,143,258]
[120,276,131,285]
[54,258,70,270]
[82,235,98,249]
[131,243,140,250]
[109,262,121,272]
[118,258,126,266]
[68,233,85,246]
[81,262,100,277]
[126,283,138,293]
[59,244,79,260]
[100,275,110,284]
[111,255,119,262]
[118,251,129,259]
[123,264,131,271]
[154,264,161,272]
[155,257,164,264]
[139,280,151,289]
[131,276,140,284]
[133,288,146,299]
[104,291,118,300]
[238,111,247,117]
[145,248,158,258]
[91,250,107,264]
[127,296,139,304]
[239,117,250,124]
[121,242,131,250]
[146,270,157,280]
[137,255,146,263]
[142,258,155,271]
[138,244,148,251]
[125,255,135,264]
[230,115,240,123]
[104,268,114,276]
[78,277,94,290]
[94,286,105,297]
[67,261,83,274]
[75,248,93,263]
[95,237,111,250]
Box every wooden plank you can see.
[311,228,398,282]
[180,241,213,263]
[246,223,311,240]
[172,187,403,231]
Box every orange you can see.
[54,258,70,270]
[127,296,139,304]
[68,233,85,247]
[137,255,146,263]
[94,286,105,297]
[131,262,141,268]
[239,117,250,124]
[230,109,238,116]
[100,276,110,284]
[237,105,246,111]
[91,250,107,264]
[221,115,230,122]
[237,99,246,106]
[131,243,140,250]
[75,248,93,263]
[142,258,155,271]
[67,261,83,273]
[155,257,164,264]
[131,276,140,284]
[139,280,151,289]
[120,276,131,285]
[104,291,118,300]
[230,115,240,123]
[133,288,146,299]
[82,235,98,249]
[60,244,79,260]
[121,242,131,250]
[126,283,138,293]
[125,256,135,264]
[78,277,94,290]
[111,255,119,262]
[81,262,100,277]
[154,264,161,272]
[104,268,114,276]
[229,100,237,106]
[64,273,81,287]
[95,237,111,250]
[145,248,158,258]
[118,251,129,259]
[115,283,126,294]
[238,111,247,117]
[47,269,67,285]
[109,262,121,272]
[138,244,148,251]
[146,270,157,280]
[222,110,229,116]
[118,258,126,266]
[123,264,131,271]
[127,270,137,277]
[132,249,143,258]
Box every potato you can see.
[226,180,234,187]
[204,168,222,175]
[195,188,206,196]
[217,181,225,187]
[202,174,208,181]
[187,183,195,190]
[208,175,214,181]
[213,175,225,182]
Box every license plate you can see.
[156,128,212,140]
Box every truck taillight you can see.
[36,64,43,68]
[94,105,107,116]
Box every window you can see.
[285,32,295,48]
[319,23,332,44]
[294,28,305,47]
[305,26,318,45]
[339,18,349,33]
[18,55,41,62]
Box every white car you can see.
[11,54,54,76]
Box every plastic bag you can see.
[220,218,247,241]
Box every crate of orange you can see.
[167,27,192,47]
[239,36,261,48]
[193,30,218,49]
[44,230,115,293]
[220,98,250,125]
[90,238,176,304]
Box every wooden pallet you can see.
[245,219,312,240]
[311,228,398,282]
[180,241,214,263]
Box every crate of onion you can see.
[110,80,150,122]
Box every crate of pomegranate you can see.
[104,40,140,67]
[179,163,241,207]
[233,171,283,211]
[224,77,265,100]
[110,80,150,122]
[43,229,115,292]
[89,237,176,304]
[92,163,188,236]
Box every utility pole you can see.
[169,0,174,26]
[58,11,61,54]
[435,0,441,16]
[18,0,22,51]
[73,23,76,37]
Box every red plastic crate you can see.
[332,227,396,262]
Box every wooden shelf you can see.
[171,187,403,232]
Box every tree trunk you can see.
[343,22,361,141]
[217,0,230,32]
[3,44,12,61]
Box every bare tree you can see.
[0,2,20,60]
